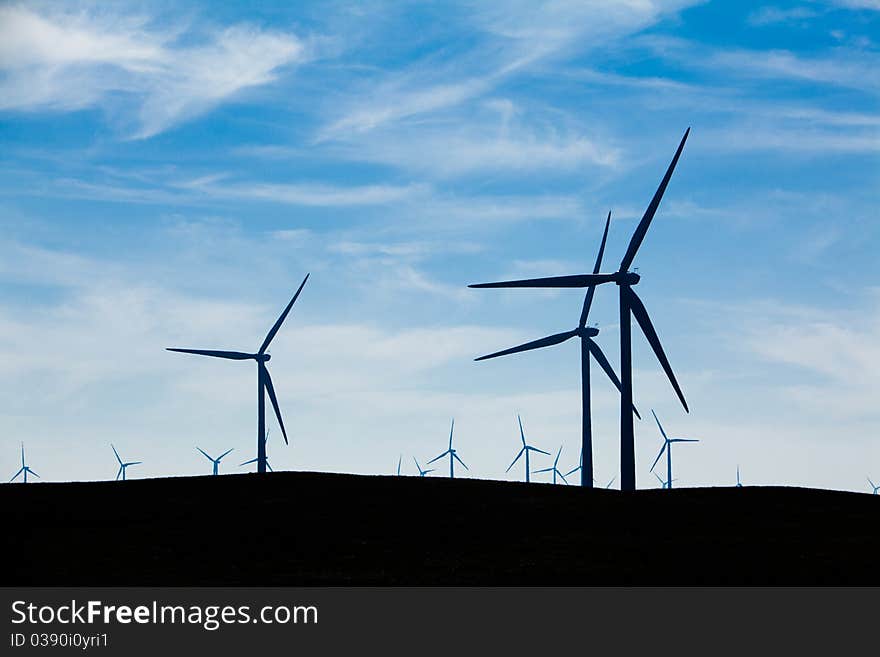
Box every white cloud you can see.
[0,5,306,138]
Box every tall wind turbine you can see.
[507,415,549,483]
[649,410,698,490]
[167,274,308,473]
[197,447,234,476]
[112,444,141,481]
[413,457,434,478]
[427,419,467,478]
[533,445,569,484]
[470,130,691,491]
[736,465,743,488]
[10,443,39,483]
[868,477,879,495]
[472,214,638,489]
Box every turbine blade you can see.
[606,477,615,489]
[653,472,664,484]
[518,414,526,446]
[476,330,577,361]
[619,128,690,272]
[564,465,581,477]
[453,453,469,470]
[239,458,258,466]
[116,466,122,481]
[506,448,524,473]
[111,444,122,465]
[529,447,551,456]
[650,443,667,472]
[29,469,40,478]
[262,365,288,444]
[449,418,454,450]
[10,467,23,482]
[127,461,142,466]
[533,467,553,473]
[627,288,689,412]
[670,438,699,443]
[413,457,421,471]
[469,274,614,289]
[196,447,212,461]
[218,448,234,460]
[266,461,273,472]
[427,451,449,465]
[558,470,569,484]
[869,477,876,488]
[586,339,641,419]
[21,443,25,467]
[579,211,611,327]
[166,348,255,360]
[259,274,309,354]
[651,409,669,441]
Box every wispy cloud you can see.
[0,5,307,138]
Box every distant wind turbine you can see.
[653,471,676,489]
[241,431,273,471]
[604,476,616,489]
[112,444,141,481]
[507,415,550,483]
[396,454,402,476]
[533,445,569,484]
[649,410,698,490]
[413,457,434,477]
[868,477,879,495]
[167,274,309,473]
[470,130,691,491]
[471,213,637,489]
[737,465,743,488]
[197,447,234,476]
[10,443,39,483]
[427,419,468,478]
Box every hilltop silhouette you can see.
[4,472,878,585]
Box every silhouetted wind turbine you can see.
[507,415,549,483]
[472,214,637,489]
[396,454,402,476]
[565,448,583,479]
[427,419,467,478]
[112,444,141,481]
[10,443,39,483]
[197,447,234,476]
[167,274,309,473]
[533,445,569,484]
[868,477,879,495]
[653,471,677,489]
[413,457,434,477]
[470,130,691,491]
[736,465,743,488]
[649,410,698,490]
[241,431,272,471]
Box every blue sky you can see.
[1,0,878,491]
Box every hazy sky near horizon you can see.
[1,0,878,491]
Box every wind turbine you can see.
[649,410,698,490]
[533,445,569,484]
[9,443,39,483]
[413,457,434,477]
[427,419,468,478]
[112,444,141,481]
[197,447,234,476]
[868,477,879,495]
[470,130,691,491]
[240,431,273,471]
[396,454,402,476]
[736,465,743,488]
[167,274,309,473]
[653,471,677,489]
[506,415,550,483]
[565,448,583,479]
[471,214,637,489]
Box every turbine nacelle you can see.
[576,326,599,338]
[615,271,641,286]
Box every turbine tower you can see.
[427,419,468,478]
[112,444,141,481]
[168,274,308,473]
[413,457,434,477]
[868,477,879,495]
[197,447,234,476]
[737,465,743,488]
[506,415,549,483]
[470,130,691,490]
[10,443,39,483]
[472,214,638,489]
[649,410,698,490]
[533,445,569,484]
